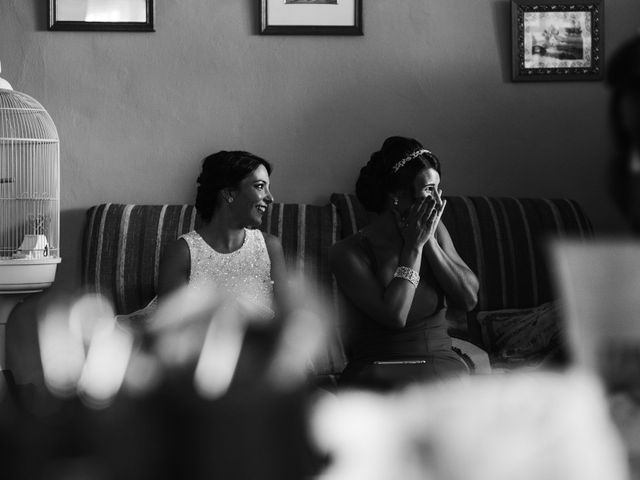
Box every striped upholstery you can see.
[260,203,347,376]
[82,204,199,314]
[81,202,346,376]
[329,194,594,312]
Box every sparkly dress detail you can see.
[180,229,274,317]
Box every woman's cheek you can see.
[414,191,433,203]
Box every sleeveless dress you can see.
[180,229,275,319]
[339,232,469,390]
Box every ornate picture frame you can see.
[511,0,603,81]
[260,0,363,36]
[49,0,155,32]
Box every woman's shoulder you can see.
[157,235,190,296]
[258,230,285,257]
[163,235,190,260]
[331,231,360,250]
[179,230,200,245]
[330,231,369,263]
[258,230,280,247]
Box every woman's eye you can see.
[255,184,264,190]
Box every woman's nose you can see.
[264,189,274,204]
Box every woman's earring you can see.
[393,198,399,207]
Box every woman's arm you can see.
[157,238,191,300]
[331,197,443,329]
[330,239,426,329]
[262,232,294,318]
[423,221,479,311]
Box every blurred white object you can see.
[35,273,333,404]
[39,293,134,409]
[194,303,247,399]
[550,239,640,382]
[311,370,629,480]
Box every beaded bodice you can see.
[180,229,274,317]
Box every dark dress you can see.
[338,232,469,391]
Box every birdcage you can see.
[0,69,61,292]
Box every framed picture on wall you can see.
[511,0,603,81]
[260,0,363,35]
[49,0,155,31]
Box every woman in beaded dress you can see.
[157,150,289,321]
[329,136,479,390]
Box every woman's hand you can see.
[395,194,447,250]
[420,188,479,311]
[430,187,447,242]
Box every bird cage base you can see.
[0,258,61,293]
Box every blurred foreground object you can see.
[550,240,640,390]
[551,239,640,474]
[311,370,628,480]
[0,278,330,479]
[607,34,640,232]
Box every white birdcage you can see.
[0,63,61,292]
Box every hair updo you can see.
[195,150,272,222]
[356,136,441,214]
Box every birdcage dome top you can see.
[0,89,59,143]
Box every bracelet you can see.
[393,266,420,288]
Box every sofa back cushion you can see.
[82,204,198,315]
[330,194,594,312]
[260,203,347,375]
[82,202,347,376]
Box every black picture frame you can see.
[49,0,155,32]
[260,0,363,36]
[511,0,603,82]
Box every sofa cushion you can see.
[260,203,347,375]
[476,301,566,370]
[82,204,199,315]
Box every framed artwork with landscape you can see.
[260,0,363,35]
[49,0,155,31]
[511,0,603,82]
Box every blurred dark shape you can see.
[0,322,314,480]
[607,34,640,232]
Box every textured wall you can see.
[0,0,639,295]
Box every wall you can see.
[1,0,639,296]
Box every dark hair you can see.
[195,150,272,222]
[606,35,640,217]
[355,136,441,213]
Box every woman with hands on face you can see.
[329,136,479,390]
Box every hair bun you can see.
[356,150,387,213]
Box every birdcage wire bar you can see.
[0,89,60,266]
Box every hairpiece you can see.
[391,148,432,173]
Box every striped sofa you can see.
[82,194,593,381]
